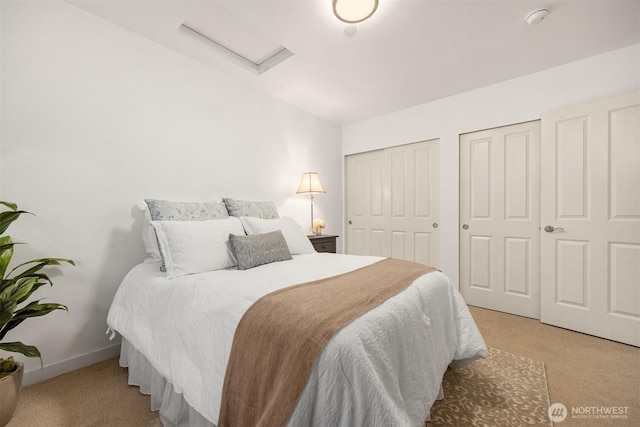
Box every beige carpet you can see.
[429,348,551,426]
[7,357,157,427]
[469,306,640,427]
[144,418,162,427]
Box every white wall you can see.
[0,1,342,384]
[343,44,640,286]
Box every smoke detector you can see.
[526,8,550,26]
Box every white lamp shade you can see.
[333,0,378,23]
[296,172,326,194]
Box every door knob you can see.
[348,220,352,225]
[433,223,438,228]
[462,224,469,230]
[544,225,565,233]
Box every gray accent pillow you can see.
[145,199,230,272]
[228,230,292,270]
[223,198,279,219]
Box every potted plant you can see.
[0,202,74,426]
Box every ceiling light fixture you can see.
[333,0,378,23]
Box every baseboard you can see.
[22,343,121,386]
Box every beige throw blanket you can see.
[218,258,437,427]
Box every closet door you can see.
[460,121,541,319]
[346,149,386,257]
[346,140,440,267]
[386,141,440,266]
[540,91,640,346]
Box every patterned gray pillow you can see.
[145,199,229,221]
[223,198,279,219]
[145,199,230,271]
[229,230,292,270]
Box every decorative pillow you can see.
[229,231,292,270]
[137,201,161,262]
[240,216,316,255]
[145,199,229,221]
[223,198,279,219]
[151,217,245,279]
[145,199,229,271]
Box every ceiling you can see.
[68,0,640,125]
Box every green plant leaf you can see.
[0,281,17,302]
[0,341,41,364]
[0,299,17,330]
[0,210,31,235]
[16,275,50,304]
[14,301,68,318]
[0,236,14,279]
[12,274,52,291]
[7,277,39,305]
[9,258,75,278]
[0,301,68,341]
[0,202,17,212]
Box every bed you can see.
[106,199,487,427]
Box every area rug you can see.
[428,347,552,426]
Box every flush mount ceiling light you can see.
[333,0,378,23]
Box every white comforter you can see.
[107,253,487,426]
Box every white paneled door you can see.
[541,91,640,347]
[346,140,440,267]
[460,121,541,319]
[346,149,386,257]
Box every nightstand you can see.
[308,235,338,253]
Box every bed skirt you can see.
[119,339,215,427]
[120,339,446,427]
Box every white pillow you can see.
[137,201,161,262]
[240,216,315,255]
[151,217,245,279]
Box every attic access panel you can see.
[181,3,293,75]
